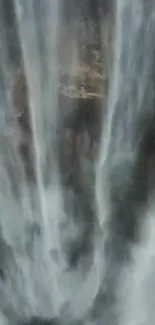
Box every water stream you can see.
[0,0,155,324]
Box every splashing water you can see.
[1,0,155,324]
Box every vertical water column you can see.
[96,0,155,251]
[14,0,64,255]
[95,0,155,322]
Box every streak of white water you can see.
[0,1,105,324]
[14,0,61,253]
[95,0,123,230]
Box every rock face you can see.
[12,70,28,118]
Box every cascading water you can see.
[0,0,104,324]
[0,0,155,324]
[96,0,155,324]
